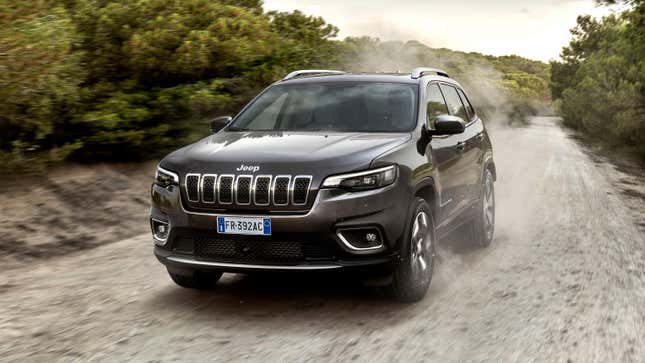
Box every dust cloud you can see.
[343,40,538,128]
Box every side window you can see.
[439,84,468,121]
[457,88,475,121]
[246,93,288,130]
[426,83,448,129]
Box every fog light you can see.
[337,227,384,252]
[151,218,170,245]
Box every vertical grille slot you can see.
[236,176,252,205]
[218,175,234,204]
[201,174,217,203]
[186,174,200,202]
[273,176,291,206]
[292,176,312,205]
[253,176,271,206]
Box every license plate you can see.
[216,216,271,236]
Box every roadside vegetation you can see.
[1,0,551,173]
[551,0,644,161]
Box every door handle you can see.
[456,142,465,152]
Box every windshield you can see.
[229,82,418,132]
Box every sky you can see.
[263,0,623,62]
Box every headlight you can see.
[155,166,179,188]
[322,165,397,191]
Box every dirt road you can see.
[1,117,644,362]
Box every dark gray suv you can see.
[150,68,496,302]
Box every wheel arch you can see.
[413,178,439,220]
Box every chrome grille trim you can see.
[292,176,312,205]
[253,175,272,206]
[201,174,217,203]
[185,174,201,202]
[234,175,253,205]
[217,174,235,205]
[272,175,291,206]
[184,173,313,208]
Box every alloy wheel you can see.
[410,211,433,283]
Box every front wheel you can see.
[389,198,435,303]
[472,169,495,247]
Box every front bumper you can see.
[155,246,397,272]
[150,177,410,272]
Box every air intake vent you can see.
[201,175,216,203]
[186,174,200,202]
[218,175,234,204]
[236,176,252,205]
[293,176,312,205]
[273,176,291,205]
[254,176,271,205]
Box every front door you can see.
[424,83,463,222]
[439,84,476,216]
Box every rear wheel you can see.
[472,169,495,247]
[168,269,223,289]
[389,198,435,303]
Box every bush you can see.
[551,4,645,161]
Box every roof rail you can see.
[283,69,345,80]
[411,67,450,79]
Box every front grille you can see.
[236,176,252,204]
[193,235,335,264]
[293,177,311,205]
[186,174,200,202]
[254,176,271,205]
[218,175,234,204]
[202,175,216,203]
[273,176,290,205]
[183,173,312,209]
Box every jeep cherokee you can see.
[150,68,496,302]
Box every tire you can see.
[168,269,223,289]
[389,197,435,303]
[472,168,495,247]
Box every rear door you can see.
[425,83,462,221]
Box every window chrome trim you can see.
[185,173,201,202]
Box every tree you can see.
[552,3,645,160]
[0,1,83,170]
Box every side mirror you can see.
[210,116,232,133]
[431,114,465,135]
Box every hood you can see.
[161,131,410,177]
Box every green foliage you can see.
[552,3,645,160]
[1,0,553,173]
[0,1,84,171]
